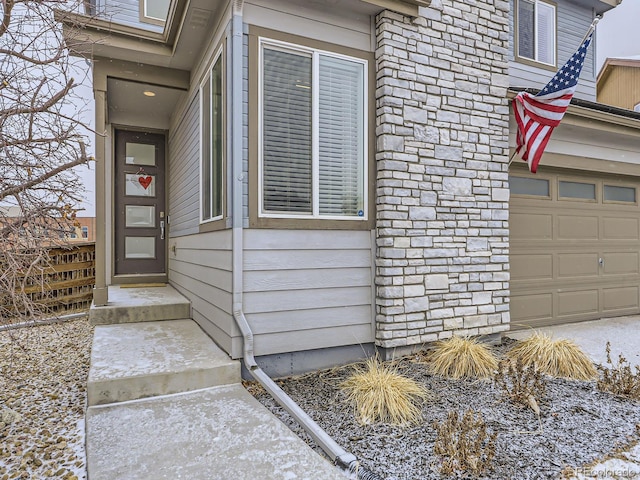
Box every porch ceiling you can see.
[107,79,185,130]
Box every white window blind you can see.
[200,53,224,222]
[201,77,211,220]
[518,0,535,60]
[262,48,312,213]
[318,55,364,216]
[517,0,556,66]
[260,40,367,219]
[536,2,555,65]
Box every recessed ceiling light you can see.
[143,90,156,97]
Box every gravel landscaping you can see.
[0,318,93,480]
[248,340,640,480]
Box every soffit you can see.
[567,0,620,15]
[106,78,185,128]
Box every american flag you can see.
[512,30,594,173]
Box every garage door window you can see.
[559,181,595,200]
[604,185,636,203]
[510,176,549,197]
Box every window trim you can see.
[139,0,170,26]
[199,46,225,225]
[257,37,369,221]
[515,0,558,70]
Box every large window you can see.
[259,39,367,219]
[517,0,556,66]
[200,50,224,223]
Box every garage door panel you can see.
[510,213,552,240]
[557,289,598,316]
[602,217,639,240]
[603,286,639,312]
[510,168,640,329]
[511,294,553,322]
[557,215,598,240]
[557,253,598,278]
[510,254,552,281]
[603,252,639,275]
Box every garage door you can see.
[510,167,640,329]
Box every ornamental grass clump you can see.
[597,341,640,400]
[340,357,431,426]
[427,336,499,380]
[507,332,597,381]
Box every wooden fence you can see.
[22,242,96,315]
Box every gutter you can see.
[508,87,640,121]
[228,5,380,479]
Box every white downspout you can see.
[229,3,377,477]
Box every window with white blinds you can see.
[260,40,367,219]
[517,0,556,66]
[200,50,224,222]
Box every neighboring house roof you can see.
[597,56,640,85]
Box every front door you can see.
[114,130,166,276]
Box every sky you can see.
[596,0,640,73]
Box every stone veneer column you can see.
[375,0,511,351]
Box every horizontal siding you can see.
[508,0,597,101]
[248,305,372,334]
[243,229,374,356]
[255,324,374,356]
[245,0,373,52]
[168,229,235,355]
[168,95,200,237]
[244,267,369,292]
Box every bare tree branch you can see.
[0,0,94,325]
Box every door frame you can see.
[111,126,169,285]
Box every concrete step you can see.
[87,319,240,405]
[89,285,190,325]
[86,384,347,480]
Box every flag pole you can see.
[580,16,601,44]
[508,150,518,168]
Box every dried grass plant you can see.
[494,357,546,416]
[427,336,499,380]
[507,332,597,381]
[597,341,640,400]
[433,409,497,476]
[340,357,431,426]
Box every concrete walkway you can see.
[86,286,347,480]
[87,384,347,480]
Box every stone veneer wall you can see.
[375,0,511,350]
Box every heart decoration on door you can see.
[138,176,152,190]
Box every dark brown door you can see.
[114,130,166,275]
